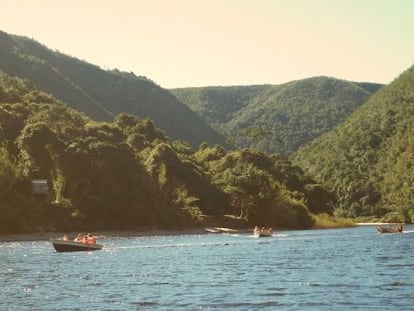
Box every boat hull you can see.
[254,232,272,237]
[204,227,222,233]
[51,239,103,252]
[376,225,402,234]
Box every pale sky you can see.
[2,0,414,88]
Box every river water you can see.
[1,225,413,310]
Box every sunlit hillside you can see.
[171,77,382,155]
[293,64,414,222]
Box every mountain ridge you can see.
[171,77,383,154]
[0,30,228,148]
[293,64,414,220]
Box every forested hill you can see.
[293,64,414,222]
[0,71,336,233]
[0,30,228,148]
[171,77,383,155]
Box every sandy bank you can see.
[356,222,400,226]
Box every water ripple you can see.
[1,225,414,310]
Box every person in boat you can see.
[74,233,84,242]
[62,234,70,241]
[396,223,403,232]
[254,226,273,236]
[262,227,272,235]
[86,233,96,244]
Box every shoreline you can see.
[0,227,251,242]
[2,223,392,242]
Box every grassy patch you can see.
[312,213,356,229]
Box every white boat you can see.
[204,227,222,233]
[51,239,103,252]
[204,227,240,234]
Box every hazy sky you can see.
[2,0,414,88]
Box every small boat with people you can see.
[51,233,103,252]
[253,226,273,237]
[376,223,403,234]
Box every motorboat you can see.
[253,227,273,237]
[51,239,103,252]
[376,224,403,234]
[204,227,222,233]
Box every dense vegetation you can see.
[2,28,412,228]
[0,71,333,234]
[0,30,228,148]
[293,64,414,223]
[171,78,382,155]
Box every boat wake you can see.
[113,241,246,250]
[274,234,288,237]
[101,232,290,251]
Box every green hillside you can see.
[293,64,414,222]
[0,71,333,234]
[0,30,228,148]
[171,77,382,155]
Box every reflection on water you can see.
[1,225,414,310]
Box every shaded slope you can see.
[0,71,330,233]
[0,30,228,148]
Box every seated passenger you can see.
[74,233,84,242]
[86,233,96,244]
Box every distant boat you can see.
[51,239,103,252]
[253,226,273,237]
[204,227,222,233]
[254,231,273,237]
[204,227,240,234]
[376,224,403,234]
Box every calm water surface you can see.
[1,225,414,310]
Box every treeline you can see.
[171,77,383,155]
[293,65,414,223]
[0,72,334,233]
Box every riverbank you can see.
[356,222,395,225]
[0,227,256,242]
[0,221,369,242]
[0,229,198,242]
